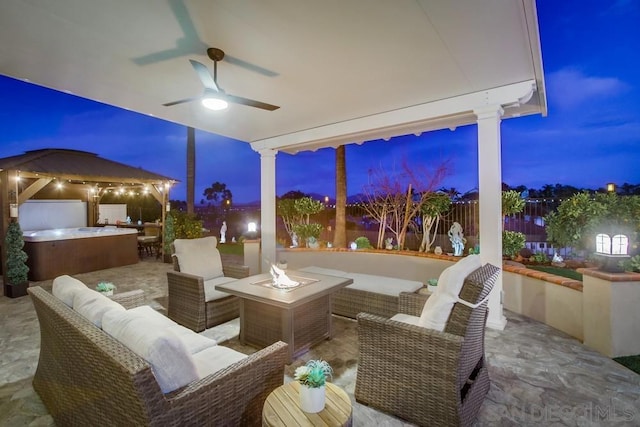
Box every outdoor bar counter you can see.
[23,227,139,281]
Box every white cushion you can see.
[105,305,217,354]
[298,266,349,277]
[204,276,238,302]
[192,346,247,379]
[102,311,199,393]
[72,288,125,328]
[347,273,423,296]
[390,313,422,326]
[52,275,87,307]
[173,237,223,281]
[418,255,482,331]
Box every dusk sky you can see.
[1,1,639,203]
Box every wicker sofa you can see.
[28,283,287,426]
[298,266,424,318]
[167,237,250,332]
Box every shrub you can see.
[354,236,373,249]
[503,231,526,258]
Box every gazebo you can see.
[0,1,547,328]
[0,148,177,281]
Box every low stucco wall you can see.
[502,269,583,341]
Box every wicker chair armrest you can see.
[109,289,145,309]
[398,291,429,316]
[357,312,462,370]
[166,270,205,290]
[166,341,288,424]
[222,263,250,279]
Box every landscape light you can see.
[247,222,257,233]
[606,183,616,193]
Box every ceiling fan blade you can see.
[189,60,219,91]
[163,95,201,107]
[225,94,280,111]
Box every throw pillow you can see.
[72,288,125,328]
[102,312,199,393]
[418,255,482,331]
[52,275,88,307]
[173,237,224,280]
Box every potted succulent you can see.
[96,282,117,296]
[294,359,333,413]
[427,278,438,293]
[4,220,29,298]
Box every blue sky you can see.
[1,0,639,203]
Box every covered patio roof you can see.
[0,1,547,329]
[0,0,545,151]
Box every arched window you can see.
[612,234,629,255]
[596,233,611,254]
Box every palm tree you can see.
[334,145,347,248]
[186,127,195,214]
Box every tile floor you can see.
[1,257,639,426]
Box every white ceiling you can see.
[0,0,546,154]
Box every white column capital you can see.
[474,105,504,120]
[258,148,277,159]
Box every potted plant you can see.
[294,359,333,413]
[4,220,29,298]
[96,282,117,296]
[427,278,438,293]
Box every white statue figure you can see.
[290,231,299,248]
[448,222,466,256]
[220,221,227,244]
[270,264,299,289]
[552,252,563,263]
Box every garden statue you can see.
[448,222,466,256]
[291,231,299,248]
[220,221,227,244]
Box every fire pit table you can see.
[216,269,352,363]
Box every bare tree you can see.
[362,160,449,250]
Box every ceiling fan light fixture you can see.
[202,96,228,111]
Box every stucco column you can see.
[259,148,277,273]
[474,105,507,330]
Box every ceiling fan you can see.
[163,48,280,111]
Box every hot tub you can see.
[23,227,140,281]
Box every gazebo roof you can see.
[0,149,177,185]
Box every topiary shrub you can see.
[5,220,29,285]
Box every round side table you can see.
[263,381,352,426]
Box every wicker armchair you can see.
[355,263,500,427]
[167,238,250,332]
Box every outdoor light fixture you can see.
[247,222,257,233]
[606,183,616,193]
[595,231,630,273]
[201,96,228,111]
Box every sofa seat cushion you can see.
[419,255,482,331]
[204,276,238,302]
[347,273,423,296]
[121,306,217,354]
[72,288,125,328]
[102,310,199,393]
[52,275,88,307]
[390,313,422,327]
[173,236,223,280]
[192,346,248,379]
